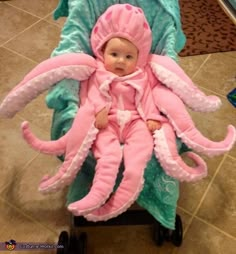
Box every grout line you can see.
[198,86,228,100]
[177,205,193,217]
[5,1,46,19]
[43,12,65,28]
[192,54,212,79]
[2,45,38,64]
[0,149,66,236]
[181,154,227,236]
[194,215,236,240]
[178,205,236,240]
[0,195,59,237]
[180,53,233,99]
[2,19,43,47]
[0,152,40,194]
[2,4,59,48]
[227,154,236,161]
[189,54,229,97]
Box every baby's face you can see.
[103,38,138,76]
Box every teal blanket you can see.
[46,0,186,229]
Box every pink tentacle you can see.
[82,120,153,221]
[83,171,145,222]
[39,124,98,194]
[68,147,123,216]
[38,102,99,194]
[178,125,236,157]
[21,121,67,155]
[0,53,96,118]
[152,85,236,157]
[153,122,208,182]
[149,54,221,112]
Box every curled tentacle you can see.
[38,102,99,194]
[153,122,208,182]
[152,85,236,157]
[0,53,97,118]
[39,125,98,194]
[149,54,221,112]
[21,121,67,156]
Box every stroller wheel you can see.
[68,232,78,254]
[57,231,69,254]
[67,232,87,254]
[153,221,165,246]
[78,232,88,254]
[171,214,183,247]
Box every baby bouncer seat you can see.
[46,0,187,253]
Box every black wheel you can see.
[68,232,78,254]
[78,232,88,254]
[171,214,183,247]
[68,232,87,254]
[153,221,165,246]
[57,231,69,254]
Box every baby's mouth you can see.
[115,67,124,71]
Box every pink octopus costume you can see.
[74,62,162,218]
[0,4,235,221]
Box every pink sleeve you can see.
[87,74,107,115]
[141,82,166,122]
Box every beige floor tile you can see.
[177,93,234,213]
[0,47,36,93]
[5,20,61,63]
[229,147,236,158]
[0,197,57,253]
[224,51,236,58]
[0,3,39,45]
[178,54,209,78]
[0,47,53,131]
[0,116,39,192]
[18,91,54,132]
[176,208,193,235]
[174,218,236,254]
[192,52,236,96]
[7,0,59,18]
[196,156,236,237]
[187,96,235,148]
[0,153,71,233]
[178,155,224,213]
[81,225,175,254]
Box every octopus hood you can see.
[91,4,152,68]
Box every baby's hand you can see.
[95,108,108,129]
[147,120,161,132]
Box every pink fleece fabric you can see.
[91,4,152,68]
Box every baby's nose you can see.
[117,57,125,63]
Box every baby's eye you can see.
[126,55,133,59]
[111,52,117,57]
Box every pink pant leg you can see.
[85,119,153,221]
[68,122,122,216]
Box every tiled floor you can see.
[0,1,235,253]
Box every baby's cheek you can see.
[128,63,137,73]
[104,61,113,72]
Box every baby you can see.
[67,35,165,218]
[95,37,160,131]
